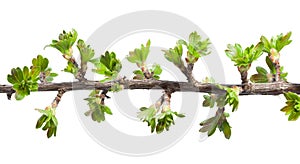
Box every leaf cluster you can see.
[199,110,231,139]
[250,57,288,83]
[77,39,95,63]
[281,92,300,121]
[32,55,58,82]
[225,43,263,69]
[178,31,211,64]
[35,107,58,138]
[163,44,184,68]
[260,32,292,53]
[138,106,184,134]
[127,40,151,65]
[203,85,239,112]
[91,51,122,82]
[133,64,162,80]
[45,29,78,56]
[7,66,39,100]
[7,55,57,100]
[84,90,112,123]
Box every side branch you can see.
[1,81,300,95]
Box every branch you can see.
[1,80,300,96]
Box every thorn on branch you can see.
[6,91,13,100]
[99,89,109,105]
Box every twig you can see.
[51,88,67,108]
[1,80,300,96]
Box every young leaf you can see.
[225,43,263,68]
[199,113,221,136]
[84,90,113,123]
[163,44,184,67]
[260,32,292,53]
[250,74,268,83]
[138,107,156,123]
[92,51,122,82]
[31,55,58,82]
[64,61,78,75]
[281,92,300,121]
[35,106,58,138]
[225,87,240,112]
[77,39,95,63]
[7,66,39,100]
[150,64,162,80]
[127,40,151,65]
[133,69,145,80]
[256,66,268,75]
[45,29,78,56]
[178,31,211,64]
[152,64,162,75]
[202,94,217,108]
[200,109,231,139]
[219,119,231,139]
[265,56,276,74]
[32,55,49,72]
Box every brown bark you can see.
[1,80,299,96]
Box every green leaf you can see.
[200,110,231,139]
[127,40,151,65]
[102,105,113,115]
[281,92,300,121]
[260,32,292,53]
[7,66,39,100]
[256,66,268,75]
[200,116,219,136]
[266,56,276,74]
[202,94,216,108]
[276,32,292,52]
[84,90,113,123]
[149,64,162,80]
[77,39,95,63]
[138,106,184,134]
[92,51,122,81]
[250,74,268,83]
[173,112,185,118]
[31,55,57,82]
[260,36,271,53]
[32,55,49,72]
[279,66,288,81]
[133,70,143,75]
[64,61,78,75]
[137,107,156,122]
[36,115,47,129]
[225,43,263,68]
[45,29,78,56]
[226,87,239,112]
[15,92,25,100]
[178,31,211,64]
[219,120,231,139]
[35,107,58,138]
[284,92,300,101]
[152,64,162,75]
[163,44,184,67]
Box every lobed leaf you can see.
[127,40,151,65]
[281,92,300,121]
[225,43,263,68]
[260,32,292,53]
[178,31,211,64]
[45,29,78,56]
[77,39,95,63]
[92,51,122,81]
[163,44,184,67]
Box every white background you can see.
[1,0,300,163]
